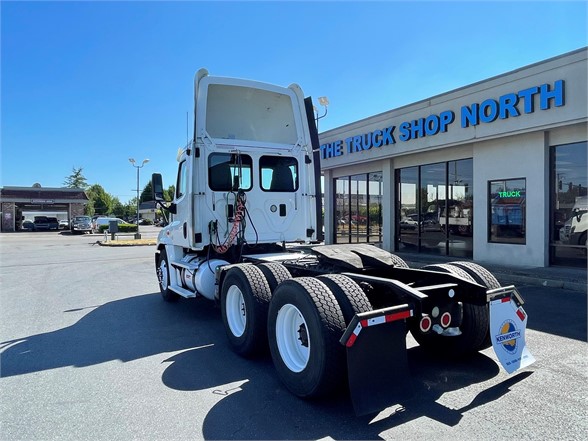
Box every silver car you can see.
[70,216,93,234]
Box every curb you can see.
[98,240,156,247]
[494,273,586,293]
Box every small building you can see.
[318,48,587,268]
[0,186,89,231]
[139,200,158,223]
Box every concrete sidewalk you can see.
[394,251,587,293]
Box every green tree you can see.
[86,184,113,216]
[140,181,175,202]
[63,167,88,189]
[111,197,126,218]
[164,185,175,202]
[84,199,95,216]
[140,180,153,203]
[125,197,139,220]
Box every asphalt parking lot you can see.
[0,231,586,440]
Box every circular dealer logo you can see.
[495,320,521,354]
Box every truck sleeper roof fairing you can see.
[193,68,310,153]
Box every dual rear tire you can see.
[267,275,372,398]
[220,264,272,357]
[220,264,372,398]
[409,261,500,355]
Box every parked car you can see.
[59,219,69,229]
[93,217,127,233]
[47,217,59,230]
[22,220,35,231]
[400,217,418,230]
[33,216,50,231]
[70,216,93,234]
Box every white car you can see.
[93,217,127,233]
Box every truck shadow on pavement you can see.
[1,292,533,439]
[169,344,532,439]
[162,331,531,440]
[0,293,225,378]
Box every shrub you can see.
[99,223,138,233]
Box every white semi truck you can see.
[151,69,535,415]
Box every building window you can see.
[488,178,526,244]
[334,172,382,244]
[396,159,473,257]
[550,141,587,267]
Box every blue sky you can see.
[2,0,586,203]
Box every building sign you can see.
[30,199,55,204]
[321,80,565,160]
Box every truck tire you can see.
[267,277,346,398]
[449,261,501,290]
[316,274,372,324]
[157,249,179,302]
[449,261,501,350]
[390,254,409,268]
[409,263,489,355]
[220,264,272,357]
[257,262,291,293]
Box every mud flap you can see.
[489,287,536,374]
[340,305,415,416]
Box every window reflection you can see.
[396,159,473,258]
[550,141,587,267]
[334,173,382,244]
[488,179,526,244]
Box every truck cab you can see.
[159,69,317,253]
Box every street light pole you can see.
[314,96,329,131]
[129,158,150,239]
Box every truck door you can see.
[171,153,194,249]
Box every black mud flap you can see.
[340,305,415,416]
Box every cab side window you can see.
[176,160,188,199]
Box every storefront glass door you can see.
[396,159,473,258]
[550,141,587,267]
[420,163,446,254]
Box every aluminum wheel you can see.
[275,303,310,373]
[220,265,272,356]
[225,285,246,338]
[157,249,178,302]
[158,259,169,290]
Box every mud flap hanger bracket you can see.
[486,285,525,307]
